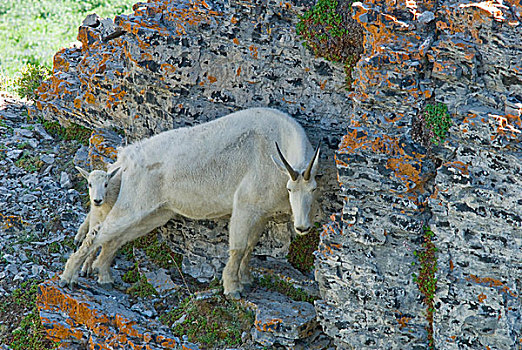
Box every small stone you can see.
[417,11,435,24]
[60,171,72,188]
[143,268,180,295]
[34,124,53,140]
[20,194,37,203]
[14,128,33,138]
[7,149,23,160]
[83,13,101,27]
[73,145,89,168]
[31,265,44,276]
[40,154,55,164]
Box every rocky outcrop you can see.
[33,0,346,284]
[32,0,522,349]
[315,0,521,349]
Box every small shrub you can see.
[296,0,363,89]
[287,228,320,273]
[424,103,452,145]
[160,294,254,348]
[14,63,51,101]
[257,274,317,303]
[39,118,91,146]
[411,226,438,349]
[412,102,452,149]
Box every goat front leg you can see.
[92,208,172,287]
[223,207,265,299]
[60,226,101,287]
[238,222,265,289]
[74,212,90,244]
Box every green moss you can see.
[3,280,58,349]
[160,294,254,348]
[412,226,438,349]
[15,151,44,172]
[257,274,317,304]
[39,118,91,146]
[287,229,320,273]
[123,263,158,298]
[296,0,363,89]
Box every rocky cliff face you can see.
[316,0,521,349]
[34,0,347,282]
[33,0,521,349]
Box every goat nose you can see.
[295,226,311,234]
[93,199,102,206]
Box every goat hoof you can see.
[225,291,241,300]
[58,278,68,288]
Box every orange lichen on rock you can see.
[339,130,426,192]
[459,1,510,22]
[0,213,27,229]
[465,274,518,297]
[89,132,118,162]
[37,278,185,348]
[255,318,283,332]
[489,113,522,140]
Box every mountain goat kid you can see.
[74,166,121,276]
[60,108,320,299]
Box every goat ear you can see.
[75,166,90,180]
[108,167,120,179]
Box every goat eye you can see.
[104,183,108,188]
[88,183,91,188]
[287,188,291,192]
[312,188,318,192]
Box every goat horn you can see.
[303,144,320,181]
[275,142,298,181]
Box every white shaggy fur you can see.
[74,166,121,276]
[60,108,320,298]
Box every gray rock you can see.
[20,194,37,203]
[40,154,55,164]
[33,124,53,140]
[13,128,33,138]
[143,268,180,295]
[60,171,72,189]
[247,289,318,347]
[7,149,23,160]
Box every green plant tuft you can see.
[14,63,51,101]
[257,274,317,304]
[160,294,254,348]
[287,229,320,273]
[296,0,363,89]
[412,226,438,349]
[39,118,91,146]
[424,103,452,145]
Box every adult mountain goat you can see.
[60,108,320,298]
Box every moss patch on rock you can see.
[296,0,363,89]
